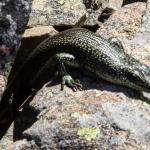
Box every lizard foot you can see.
[61,75,82,91]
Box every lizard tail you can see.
[0,82,30,139]
[0,108,14,139]
[0,87,15,139]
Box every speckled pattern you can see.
[2,28,150,105]
[1,27,150,139]
[18,28,150,92]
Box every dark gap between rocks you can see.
[83,0,102,10]
[53,25,73,32]
[83,24,99,32]
[98,7,115,23]
[53,24,99,32]
[122,0,147,6]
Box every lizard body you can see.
[0,28,150,138]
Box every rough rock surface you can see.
[21,82,149,149]
[125,0,150,66]
[0,73,5,101]
[0,1,150,150]
[142,0,150,32]
[96,2,150,66]
[96,2,146,40]
[8,26,57,80]
[0,0,32,98]
[0,0,32,68]
[8,139,39,150]
[28,0,86,27]
[28,0,124,28]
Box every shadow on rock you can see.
[13,105,39,141]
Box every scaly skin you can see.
[0,28,150,138]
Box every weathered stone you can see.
[8,139,39,150]
[124,0,150,66]
[0,0,32,68]
[23,26,57,38]
[108,0,124,10]
[96,2,146,39]
[141,0,150,32]
[96,2,150,65]
[0,123,13,150]
[6,26,57,89]
[28,0,86,27]
[84,0,123,26]
[21,79,150,149]
[1,1,150,150]
[18,26,57,64]
[83,0,123,10]
[0,74,5,101]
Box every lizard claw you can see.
[61,75,83,91]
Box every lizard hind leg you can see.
[55,53,83,91]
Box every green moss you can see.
[77,127,100,141]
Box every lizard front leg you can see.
[30,53,83,91]
[55,53,83,91]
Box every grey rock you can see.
[84,0,123,26]
[142,0,150,32]
[8,139,39,150]
[1,1,150,150]
[96,2,150,66]
[83,0,123,11]
[0,0,32,68]
[8,26,57,81]
[22,82,149,149]
[96,2,146,39]
[123,0,150,66]
[27,0,86,27]
[102,102,150,147]
[0,74,5,101]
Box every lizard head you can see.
[123,64,150,93]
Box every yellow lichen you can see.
[77,128,100,141]
[57,0,65,5]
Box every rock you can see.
[20,25,57,60]
[8,139,39,150]
[0,73,5,101]
[96,2,150,65]
[1,1,150,150]
[18,2,149,149]
[28,0,86,27]
[84,0,123,26]
[28,0,123,28]
[142,0,150,32]
[21,79,150,149]
[0,123,13,150]
[23,26,57,38]
[108,0,124,10]
[96,2,146,39]
[7,26,57,86]
[83,0,123,10]
[128,0,150,66]
[0,0,32,68]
